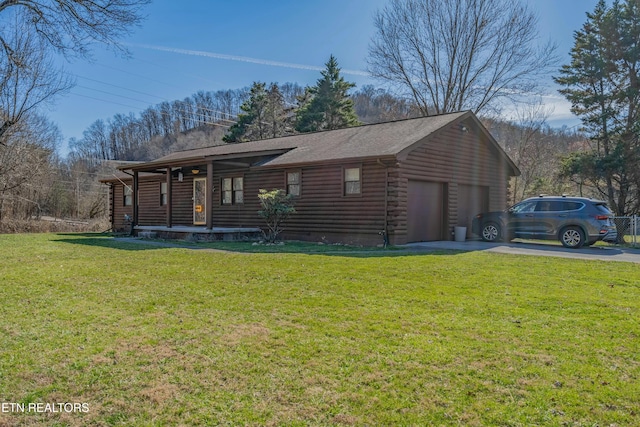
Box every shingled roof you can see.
[122,111,517,174]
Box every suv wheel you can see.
[481,222,501,242]
[560,226,585,249]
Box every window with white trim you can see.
[344,167,361,195]
[123,186,132,206]
[160,182,167,206]
[287,171,300,196]
[233,177,244,203]
[222,177,244,204]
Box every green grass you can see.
[1,233,639,426]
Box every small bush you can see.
[257,189,296,243]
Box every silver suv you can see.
[471,196,618,248]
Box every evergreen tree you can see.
[264,83,289,139]
[555,0,640,215]
[295,55,360,133]
[223,82,290,143]
[223,82,267,143]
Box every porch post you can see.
[132,171,139,227]
[206,161,213,230]
[109,183,115,231]
[166,167,172,228]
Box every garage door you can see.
[457,184,489,237]
[407,180,444,242]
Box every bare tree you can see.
[502,103,555,203]
[0,114,59,221]
[0,18,72,143]
[0,0,150,66]
[0,0,148,146]
[367,0,557,116]
[352,84,421,123]
[483,103,584,204]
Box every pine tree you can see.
[295,55,360,133]
[264,83,289,139]
[223,82,290,143]
[555,0,640,215]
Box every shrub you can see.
[257,189,296,243]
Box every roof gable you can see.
[394,111,519,176]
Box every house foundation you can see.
[134,225,263,242]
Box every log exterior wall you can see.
[387,123,510,245]
[211,161,387,245]
[278,161,386,245]
[138,178,166,226]
[107,161,387,245]
[109,181,134,232]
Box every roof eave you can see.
[120,148,293,173]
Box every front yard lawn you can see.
[0,233,638,426]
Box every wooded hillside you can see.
[0,80,591,231]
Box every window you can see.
[561,201,584,211]
[287,171,300,196]
[535,200,585,212]
[123,186,132,206]
[510,200,537,213]
[222,177,244,205]
[233,177,244,203]
[160,182,168,206]
[536,201,561,212]
[344,167,361,195]
[222,178,232,205]
[595,203,613,215]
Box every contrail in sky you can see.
[128,43,370,77]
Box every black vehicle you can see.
[471,196,618,248]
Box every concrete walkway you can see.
[404,240,640,264]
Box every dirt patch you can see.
[221,323,270,346]
[140,382,181,405]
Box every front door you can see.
[193,178,206,225]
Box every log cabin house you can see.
[101,111,519,245]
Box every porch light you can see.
[192,168,200,175]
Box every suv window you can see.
[511,200,537,213]
[595,203,613,215]
[561,201,583,211]
[535,200,584,212]
[536,201,562,212]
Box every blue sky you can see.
[44,0,602,155]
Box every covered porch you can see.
[122,148,287,233]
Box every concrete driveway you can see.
[404,239,640,264]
